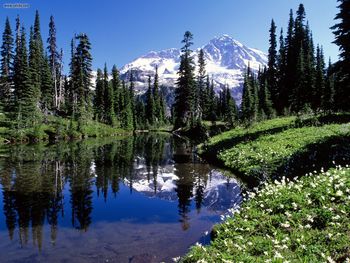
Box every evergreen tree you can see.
[303,25,316,109]
[291,47,306,112]
[145,75,155,125]
[0,17,14,112]
[62,76,71,114]
[67,38,76,116]
[153,66,162,124]
[94,68,104,121]
[259,79,274,118]
[323,59,336,112]
[223,86,238,126]
[267,19,278,109]
[71,34,93,120]
[32,11,45,111]
[218,88,225,119]
[28,26,41,112]
[277,28,287,114]
[173,31,196,129]
[13,16,22,113]
[135,97,146,129]
[103,64,115,125]
[208,78,217,122]
[159,92,166,125]
[47,15,61,110]
[41,54,53,114]
[16,27,39,125]
[242,66,260,121]
[314,45,326,110]
[294,4,306,51]
[331,0,350,110]
[284,9,296,111]
[252,75,259,120]
[241,67,254,121]
[111,65,120,118]
[120,80,133,130]
[202,75,211,120]
[128,71,136,128]
[33,10,44,57]
[197,48,206,120]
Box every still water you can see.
[0,134,242,262]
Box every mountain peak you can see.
[213,34,234,41]
[119,35,267,105]
[209,34,244,48]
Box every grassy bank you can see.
[220,123,350,179]
[183,166,350,262]
[199,117,296,162]
[0,115,129,143]
[199,114,350,181]
[181,114,350,262]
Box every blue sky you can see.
[0,0,339,71]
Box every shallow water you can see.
[0,134,242,262]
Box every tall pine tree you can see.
[241,66,254,121]
[267,19,278,109]
[314,45,326,110]
[145,75,155,125]
[173,31,196,129]
[16,27,39,125]
[71,34,93,120]
[41,54,53,114]
[331,0,350,110]
[103,64,115,125]
[28,26,41,113]
[153,66,162,125]
[94,68,104,121]
[111,65,120,119]
[32,11,46,112]
[128,71,136,128]
[197,48,206,120]
[120,80,133,130]
[323,59,336,112]
[277,28,287,114]
[47,15,62,111]
[0,17,14,112]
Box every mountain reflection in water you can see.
[0,134,242,262]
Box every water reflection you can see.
[0,134,242,262]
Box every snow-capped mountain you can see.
[124,163,242,213]
[119,35,267,104]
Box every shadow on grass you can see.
[200,113,350,166]
[229,135,350,188]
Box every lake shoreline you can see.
[181,114,350,262]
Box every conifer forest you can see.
[0,1,349,262]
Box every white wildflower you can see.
[274,251,283,259]
[327,256,336,263]
[281,221,290,228]
[172,256,181,262]
[306,215,314,223]
[335,190,343,197]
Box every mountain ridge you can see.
[119,35,267,104]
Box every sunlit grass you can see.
[219,123,350,178]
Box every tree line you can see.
[172,32,238,129]
[173,1,349,129]
[0,11,166,131]
[1,1,349,133]
[241,2,350,123]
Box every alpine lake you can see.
[0,133,242,263]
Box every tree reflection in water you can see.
[0,134,242,253]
